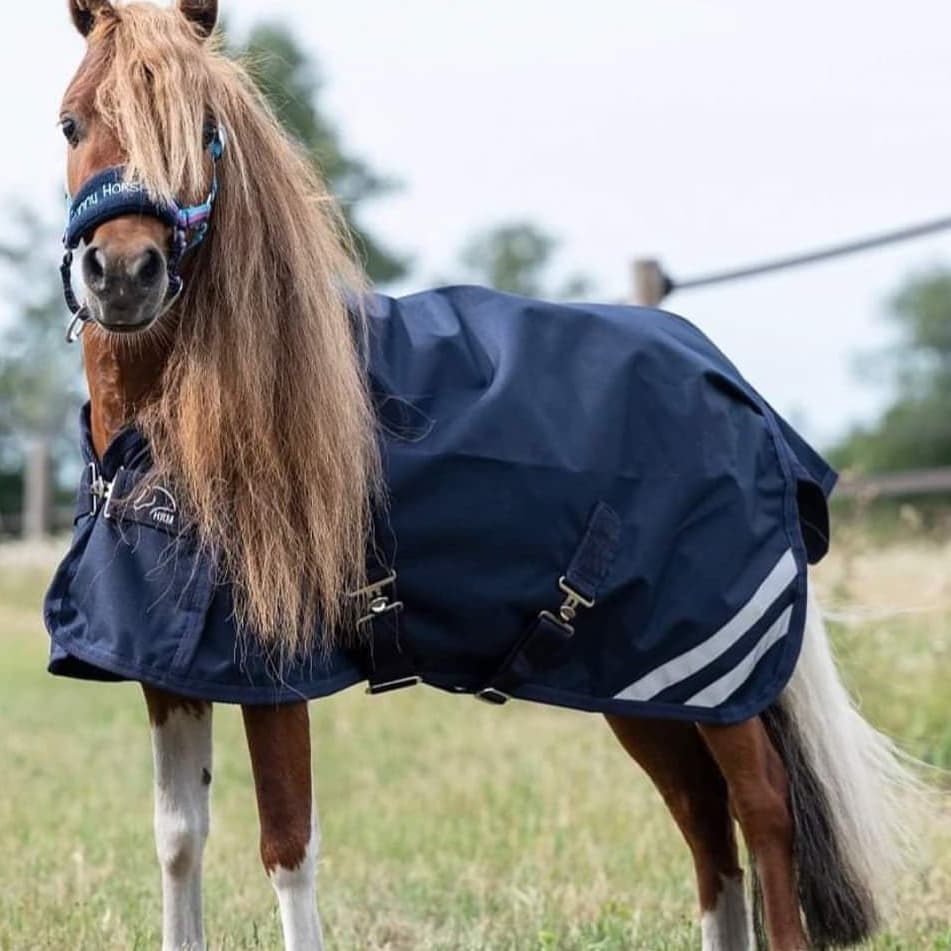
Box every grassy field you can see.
[0,536,949,950]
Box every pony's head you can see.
[61,0,381,659]
[63,0,222,332]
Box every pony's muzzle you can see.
[81,238,168,331]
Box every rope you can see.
[669,214,951,294]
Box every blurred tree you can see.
[0,207,86,533]
[234,23,409,284]
[831,266,951,472]
[457,221,593,299]
[0,207,85,465]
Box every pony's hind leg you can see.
[697,718,806,951]
[242,702,322,951]
[143,687,213,951]
[605,715,750,951]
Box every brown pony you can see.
[58,2,919,949]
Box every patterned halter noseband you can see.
[60,124,227,342]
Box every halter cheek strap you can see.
[61,126,227,343]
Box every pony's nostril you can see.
[133,247,165,289]
[82,246,107,291]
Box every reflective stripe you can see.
[686,604,793,708]
[613,548,797,702]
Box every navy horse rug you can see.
[46,286,836,725]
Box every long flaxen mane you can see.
[82,3,381,659]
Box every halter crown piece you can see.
[61,125,228,343]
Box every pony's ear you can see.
[178,0,218,40]
[68,0,112,37]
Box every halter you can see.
[61,126,227,343]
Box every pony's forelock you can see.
[84,2,381,657]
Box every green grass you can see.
[0,540,949,950]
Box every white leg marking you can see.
[151,705,213,951]
[701,874,751,951]
[271,810,323,951]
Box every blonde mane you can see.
[84,3,381,658]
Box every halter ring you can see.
[66,309,89,344]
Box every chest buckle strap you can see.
[476,501,621,705]
[85,462,117,519]
[351,571,418,695]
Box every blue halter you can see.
[61,126,227,342]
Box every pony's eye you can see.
[60,117,80,147]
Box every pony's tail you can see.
[754,591,924,949]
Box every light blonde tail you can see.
[760,588,924,946]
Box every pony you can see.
[53,2,919,949]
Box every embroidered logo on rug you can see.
[132,486,178,529]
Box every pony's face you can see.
[61,0,218,334]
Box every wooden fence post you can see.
[23,438,52,540]
[630,258,667,307]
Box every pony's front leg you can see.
[242,702,322,951]
[143,687,213,951]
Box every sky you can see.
[2,0,950,448]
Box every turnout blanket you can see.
[46,286,835,724]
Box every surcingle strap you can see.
[354,541,417,694]
[477,502,621,704]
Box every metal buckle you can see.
[366,675,420,696]
[356,598,404,631]
[547,576,596,635]
[476,687,511,707]
[351,572,404,630]
[349,571,398,602]
[88,463,113,517]
[66,311,88,344]
[475,687,509,705]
